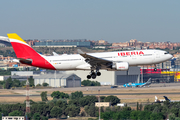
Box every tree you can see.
[28,76,34,87]
[84,103,98,117]
[0,112,2,120]
[120,107,132,119]
[171,107,179,117]
[161,106,169,117]
[130,110,141,120]
[26,112,33,120]
[5,77,13,89]
[36,84,41,87]
[150,113,164,120]
[51,91,69,99]
[65,105,80,117]
[50,106,62,118]
[56,99,67,113]
[136,102,139,111]
[71,91,83,99]
[12,79,21,87]
[33,113,41,120]
[152,106,162,113]
[138,111,152,120]
[81,80,101,86]
[100,96,106,102]
[79,95,98,107]
[104,95,120,106]
[56,99,67,108]
[40,91,48,101]
[68,99,80,107]
[42,82,49,87]
[20,81,26,87]
[144,104,161,112]
[101,111,114,120]
[41,116,48,120]
[175,117,180,120]
[8,110,23,116]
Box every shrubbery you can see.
[81,80,100,86]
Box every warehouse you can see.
[66,66,140,85]
[34,73,81,87]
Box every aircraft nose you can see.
[169,54,173,59]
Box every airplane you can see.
[7,33,173,79]
[123,78,151,87]
[155,96,180,103]
[155,96,166,103]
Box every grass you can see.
[1,85,180,104]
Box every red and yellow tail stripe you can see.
[7,33,56,70]
[7,33,30,46]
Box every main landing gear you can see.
[87,70,101,79]
[154,64,157,71]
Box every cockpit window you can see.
[164,52,168,54]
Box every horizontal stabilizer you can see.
[18,58,32,64]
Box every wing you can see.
[77,49,112,69]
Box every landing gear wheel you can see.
[87,75,91,79]
[91,72,96,79]
[96,72,101,76]
[154,68,157,71]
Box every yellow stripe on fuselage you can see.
[7,33,27,44]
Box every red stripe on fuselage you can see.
[11,42,56,70]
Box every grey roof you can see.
[33,73,81,80]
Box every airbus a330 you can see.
[7,33,173,79]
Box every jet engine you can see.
[112,62,129,71]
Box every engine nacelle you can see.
[112,62,129,71]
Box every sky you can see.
[0,0,180,42]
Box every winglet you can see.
[52,52,59,56]
[77,49,85,54]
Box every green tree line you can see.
[1,90,180,119]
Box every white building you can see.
[95,102,111,107]
[66,66,140,85]
[2,116,24,120]
[11,71,33,76]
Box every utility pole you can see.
[26,79,30,113]
[25,79,30,120]
[98,89,100,120]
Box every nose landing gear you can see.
[154,64,157,71]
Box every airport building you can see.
[34,41,91,47]
[34,73,81,87]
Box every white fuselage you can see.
[44,49,172,71]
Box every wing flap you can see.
[77,49,112,68]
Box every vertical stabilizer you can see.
[7,33,56,70]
